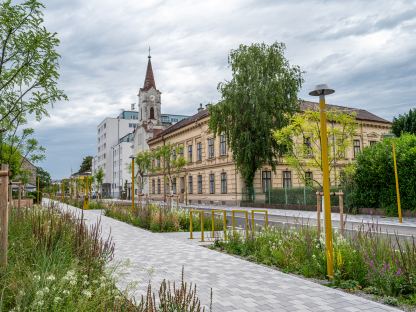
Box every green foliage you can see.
[343,134,416,212]
[135,150,152,194]
[0,142,21,178]
[36,166,51,189]
[94,167,105,198]
[392,108,416,137]
[273,109,357,188]
[0,0,66,141]
[209,42,303,191]
[79,156,93,173]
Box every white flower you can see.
[99,282,106,288]
[43,287,50,294]
[83,280,89,286]
[54,296,62,304]
[82,290,92,298]
[47,274,56,281]
[35,300,44,306]
[312,254,316,259]
[62,290,70,295]
[33,274,41,282]
[69,280,77,286]
[35,290,44,298]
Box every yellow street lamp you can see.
[309,84,335,279]
[383,133,402,223]
[130,156,135,212]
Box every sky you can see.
[30,0,416,179]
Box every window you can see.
[150,107,155,119]
[156,157,160,168]
[262,171,272,193]
[369,140,377,146]
[305,171,313,187]
[172,178,177,194]
[197,142,202,161]
[283,171,292,188]
[221,172,227,194]
[220,134,227,156]
[303,136,312,157]
[152,179,155,194]
[188,145,193,162]
[188,175,193,194]
[180,177,185,193]
[209,174,215,194]
[353,139,361,158]
[172,149,176,160]
[157,178,161,194]
[197,175,203,194]
[207,138,214,159]
[179,146,184,158]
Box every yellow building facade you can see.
[147,101,391,206]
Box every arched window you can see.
[150,107,155,119]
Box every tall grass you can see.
[0,203,211,311]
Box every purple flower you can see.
[396,268,402,276]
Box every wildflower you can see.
[33,274,41,282]
[47,274,56,282]
[43,287,50,294]
[62,290,70,295]
[312,254,316,259]
[83,280,89,286]
[396,268,402,276]
[54,296,62,304]
[69,279,77,286]
[82,290,92,298]
[35,290,44,298]
[35,300,44,307]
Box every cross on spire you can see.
[148,46,151,59]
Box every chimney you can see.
[197,103,204,112]
[131,103,135,110]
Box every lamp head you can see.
[309,84,335,96]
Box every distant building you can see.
[92,53,188,198]
[147,101,392,206]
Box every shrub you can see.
[343,134,416,213]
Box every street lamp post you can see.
[309,84,335,279]
[383,133,402,223]
[130,156,135,212]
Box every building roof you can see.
[141,56,156,92]
[300,101,391,124]
[148,100,391,144]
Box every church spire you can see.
[142,49,156,91]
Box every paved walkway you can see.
[48,199,400,312]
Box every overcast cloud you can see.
[30,0,416,178]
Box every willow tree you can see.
[209,42,303,196]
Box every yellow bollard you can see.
[231,210,249,239]
[251,209,269,234]
[392,143,402,223]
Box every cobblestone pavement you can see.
[48,199,400,312]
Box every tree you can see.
[273,109,358,188]
[79,156,92,173]
[36,166,51,189]
[135,150,152,196]
[392,109,416,137]
[343,134,416,214]
[153,144,186,204]
[94,167,104,199]
[0,128,45,179]
[0,0,66,141]
[209,42,303,196]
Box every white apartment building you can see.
[92,110,138,197]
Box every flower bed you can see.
[212,225,416,308]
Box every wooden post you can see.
[18,182,22,211]
[339,191,344,236]
[0,164,9,267]
[316,191,321,237]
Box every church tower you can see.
[138,52,161,127]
